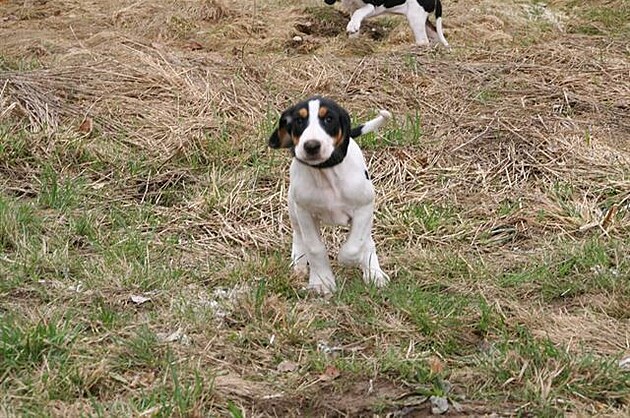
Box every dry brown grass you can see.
[1,0,629,416]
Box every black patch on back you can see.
[359,0,437,13]
[415,0,437,13]
[361,0,406,7]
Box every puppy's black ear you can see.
[268,108,294,149]
[338,106,352,145]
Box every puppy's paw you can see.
[363,269,389,288]
[291,252,308,277]
[307,274,336,295]
[346,20,361,36]
[292,263,309,278]
[307,281,336,295]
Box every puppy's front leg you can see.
[294,205,336,294]
[288,201,309,277]
[338,204,389,287]
[346,4,375,36]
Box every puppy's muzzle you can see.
[303,140,321,157]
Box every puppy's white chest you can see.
[307,197,354,226]
[293,176,355,226]
[290,163,373,226]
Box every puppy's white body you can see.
[289,137,387,294]
[290,146,369,226]
[269,97,390,294]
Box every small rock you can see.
[185,40,204,51]
[78,117,93,134]
[130,295,151,305]
[67,282,83,293]
[277,360,298,373]
[157,328,190,345]
[317,341,343,356]
[292,35,303,42]
[317,341,332,354]
[430,396,449,415]
[319,365,340,382]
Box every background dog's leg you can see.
[289,202,308,277]
[295,205,336,294]
[425,19,439,45]
[346,4,375,37]
[338,204,389,287]
[406,6,430,46]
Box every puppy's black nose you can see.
[303,140,321,155]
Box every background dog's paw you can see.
[346,20,361,35]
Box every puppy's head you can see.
[268,97,351,167]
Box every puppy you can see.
[269,97,391,294]
[324,0,449,47]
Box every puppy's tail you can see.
[350,110,392,138]
[434,0,449,47]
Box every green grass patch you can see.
[0,313,80,373]
[0,194,42,253]
[498,238,629,301]
[568,4,630,36]
[472,325,630,415]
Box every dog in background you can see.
[324,0,449,47]
[268,97,391,294]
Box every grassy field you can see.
[1,0,629,416]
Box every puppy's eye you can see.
[323,115,333,125]
[295,117,305,126]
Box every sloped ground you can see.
[0,0,629,416]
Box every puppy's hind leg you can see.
[338,204,389,288]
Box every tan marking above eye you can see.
[318,106,328,118]
[298,108,308,118]
[292,134,300,145]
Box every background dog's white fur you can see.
[336,0,449,47]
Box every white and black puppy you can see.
[324,0,449,47]
[269,97,391,294]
